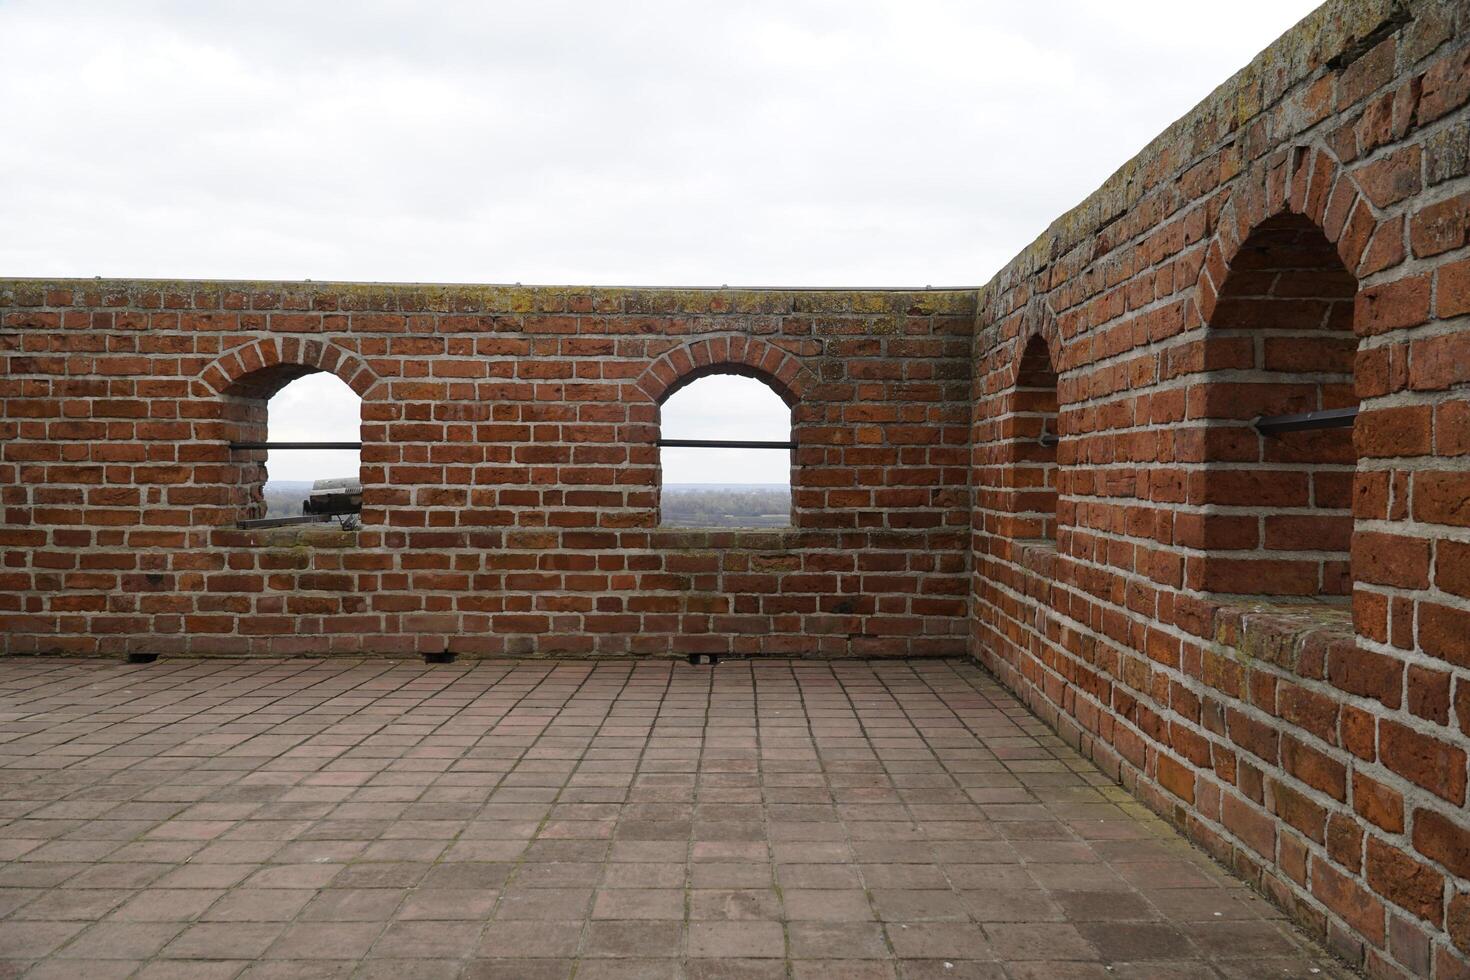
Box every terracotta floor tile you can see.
[369,920,481,958]
[983,922,1098,961]
[160,921,285,959]
[0,657,1349,978]
[476,920,583,958]
[109,888,225,922]
[299,888,404,922]
[869,888,969,921]
[27,960,142,980]
[396,888,499,920]
[688,920,786,958]
[52,921,182,960]
[788,921,889,959]
[590,887,683,920]
[462,958,574,979]
[264,922,382,959]
[688,888,781,921]
[202,888,314,922]
[580,920,682,957]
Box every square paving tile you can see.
[0,657,1352,977]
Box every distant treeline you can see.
[263,482,313,517]
[261,482,791,526]
[661,485,790,527]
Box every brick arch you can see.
[1195,145,1390,327]
[1188,145,1367,599]
[1006,299,1062,389]
[194,337,378,400]
[1000,304,1064,544]
[635,336,813,408]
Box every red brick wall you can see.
[3,0,1469,974]
[0,285,974,659]
[971,0,1470,974]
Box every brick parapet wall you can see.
[0,283,976,659]
[3,0,1470,973]
[970,0,1470,974]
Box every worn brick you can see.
[1412,807,1470,879]
[1353,772,1404,833]
[1379,719,1468,805]
[1367,835,1445,926]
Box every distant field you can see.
[262,482,792,526]
[661,484,790,527]
[262,481,314,517]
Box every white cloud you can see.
[2,0,1322,286]
[3,0,1325,481]
[662,375,792,484]
[265,374,360,483]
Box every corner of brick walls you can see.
[3,0,1470,974]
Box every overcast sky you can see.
[3,0,1323,483]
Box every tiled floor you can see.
[0,657,1347,979]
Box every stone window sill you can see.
[1016,538,1059,575]
[211,525,361,548]
[1207,596,1355,677]
[652,527,795,549]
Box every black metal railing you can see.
[1254,407,1358,435]
[229,441,363,450]
[656,438,794,449]
[232,440,796,450]
[1032,405,1359,446]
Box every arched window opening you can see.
[1013,335,1060,543]
[223,368,363,529]
[1197,212,1358,598]
[658,373,792,528]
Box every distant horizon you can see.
[663,482,789,488]
[264,479,791,489]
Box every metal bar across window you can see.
[656,439,795,449]
[233,440,797,450]
[1039,434,1059,448]
[1254,407,1358,436]
[229,442,363,450]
